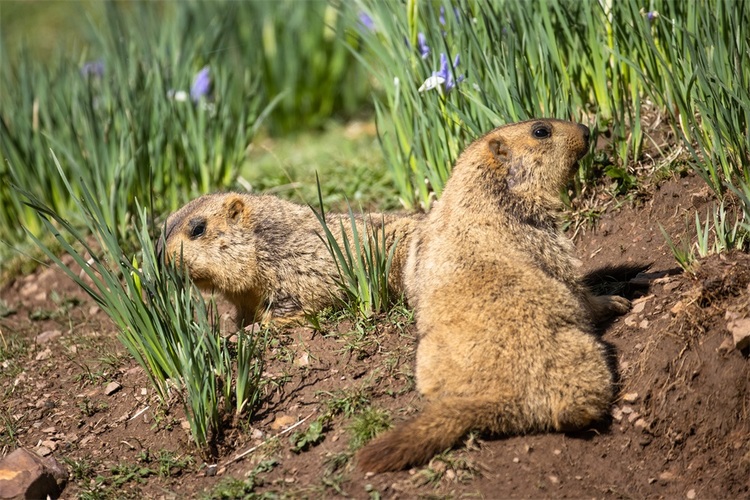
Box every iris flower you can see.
[417,32,430,59]
[418,53,464,94]
[190,66,211,102]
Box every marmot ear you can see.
[225,196,245,223]
[488,138,510,163]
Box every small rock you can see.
[103,382,122,396]
[727,318,750,350]
[624,316,638,327]
[634,418,648,431]
[140,388,147,396]
[622,392,639,404]
[648,477,657,484]
[670,301,685,316]
[575,475,582,480]
[205,464,217,477]
[621,405,633,415]
[553,449,561,456]
[612,407,623,422]
[658,470,676,482]
[20,282,39,297]
[35,446,53,457]
[687,489,696,499]
[294,352,310,367]
[251,428,263,440]
[180,420,191,431]
[40,440,57,452]
[0,447,67,499]
[524,444,532,453]
[548,475,559,484]
[718,337,734,354]
[639,319,650,329]
[35,348,52,361]
[271,414,296,430]
[512,457,519,463]
[88,306,100,316]
[35,330,62,344]
[631,301,647,314]
[445,469,456,481]
[126,366,143,376]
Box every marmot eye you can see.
[189,220,206,239]
[532,125,551,139]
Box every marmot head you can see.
[458,119,590,202]
[158,193,257,294]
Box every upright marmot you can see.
[357,119,631,473]
[158,193,419,327]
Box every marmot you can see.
[357,119,631,473]
[158,193,419,327]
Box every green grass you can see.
[242,122,398,212]
[21,155,266,456]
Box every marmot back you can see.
[358,119,631,473]
[159,193,420,327]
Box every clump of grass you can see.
[22,152,266,457]
[348,406,391,451]
[312,176,397,319]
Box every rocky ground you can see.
[1,170,749,499]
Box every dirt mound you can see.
[1,171,749,498]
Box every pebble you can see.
[687,489,696,499]
[20,282,39,297]
[671,301,685,316]
[548,475,559,484]
[631,301,647,314]
[35,348,52,361]
[512,457,519,463]
[639,319,650,329]
[634,418,648,431]
[726,317,750,350]
[35,330,62,344]
[612,407,623,422]
[41,440,57,451]
[622,392,639,403]
[621,405,633,415]
[36,446,52,457]
[271,414,296,430]
[659,471,675,482]
[104,382,122,396]
[553,449,561,456]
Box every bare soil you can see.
[1,170,749,499]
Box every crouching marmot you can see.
[357,119,631,473]
[158,193,420,327]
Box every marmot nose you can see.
[577,124,590,143]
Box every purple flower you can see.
[80,60,104,77]
[417,32,430,59]
[647,11,658,21]
[190,66,211,102]
[358,12,375,32]
[439,6,461,25]
[419,52,464,94]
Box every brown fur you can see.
[357,119,631,473]
[158,193,420,327]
